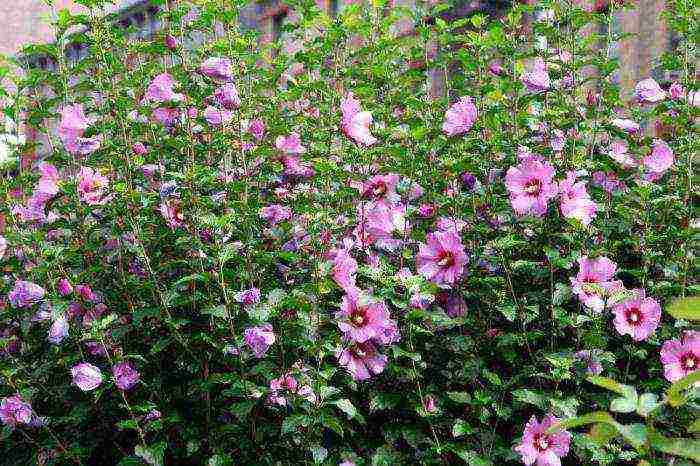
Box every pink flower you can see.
[515,415,571,466]
[336,291,398,344]
[337,341,388,381]
[605,140,637,168]
[36,163,60,197]
[0,235,6,260]
[505,158,557,217]
[268,373,316,406]
[668,82,686,100]
[558,171,597,226]
[248,118,266,141]
[58,104,89,150]
[522,58,550,93]
[244,324,276,358]
[71,363,103,391]
[165,34,178,49]
[203,106,233,126]
[276,132,306,155]
[112,361,140,391]
[642,139,674,175]
[0,395,34,427]
[612,289,661,341]
[200,57,233,81]
[153,107,180,126]
[8,280,45,308]
[435,217,467,234]
[591,171,626,194]
[418,203,437,217]
[442,96,477,136]
[570,256,621,312]
[75,284,98,302]
[48,316,69,344]
[661,332,700,383]
[416,229,468,286]
[634,77,666,103]
[260,204,292,226]
[235,287,261,306]
[77,167,110,205]
[356,173,401,205]
[214,83,241,109]
[611,118,640,133]
[132,142,148,155]
[341,92,377,146]
[423,395,437,413]
[328,247,358,293]
[355,202,407,251]
[281,154,315,178]
[145,73,184,103]
[159,199,184,229]
[574,350,603,376]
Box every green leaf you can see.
[446,391,472,404]
[552,412,646,450]
[134,444,165,466]
[666,370,700,407]
[648,431,700,462]
[636,393,660,417]
[610,396,637,413]
[452,419,473,437]
[687,418,700,433]
[333,399,358,419]
[587,376,637,399]
[666,297,700,321]
[310,444,327,464]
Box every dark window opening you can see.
[273,12,287,41]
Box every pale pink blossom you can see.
[276,132,306,155]
[605,140,637,168]
[505,158,557,217]
[570,256,621,312]
[71,363,103,391]
[244,324,276,358]
[558,171,597,226]
[200,57,233,81]
[522,58,550,92]
[336,291,397,344]
[214,83,241,109]
[515,415,571,466]
[642,139,674,175]
[337,341,388,381]
[341,92,377,146]
[442,96,477,136]
[145,73,184,103]
[260,204,292,226]
[77,167,110,205]
[416,229,468,286]
[203,106,233,126]
[634,77,666,103]
[611,118,640,133]
[159,199,184,229]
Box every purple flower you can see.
[611,118,640,133]
[8,280,46,308]
[505,158,557,217]
[77,167,110,205]
[336,291,397,344]
[661,331,700,382]
[248,118,266,141]
[244,324,276,358]
[515,415,571,466]
[152,107,180,126]
[570,256,621,313]
[145,73,184,103]
[341,92,377,146]
[112,361,140,391]
[275,132,306,155]
[71,363,103,391]
[550,129,565,152]
[132,142,148,155]
[604,140,637,168]
[442,96,477,136]
[57,278,73,296]
[337,341,388,381]
[668,82,685,100]
[0,395,34,427]
[48,316,69,344]
[355,202,407,251]
[0,235,7,260]
[591,171,626,194]
[203,106,233,126]
[642,139,674,176]
[423,395,437,413]
[612,289,661,341]
[36,163,60,198]
[58,104,89,153]
[416,230,468,286]
[521,58,550,93]
[165,34,178,49]
[235,288,261,306]
[329,247,358,293]
[260,204,292,226]
[634,77,666,103]
[558,171,597,226]
[199,57,233,81]
[214,83,241,110]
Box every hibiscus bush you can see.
[0,0,697,464]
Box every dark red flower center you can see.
[437,251,455,267]
[372,182,387,197]
[681,352,698,372]
[533,433,550,452]
[524,179,542,196]
[350,306,369,327]
[351,342,372,359]
[625,307,642,326]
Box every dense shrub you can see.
[0,0,697,464]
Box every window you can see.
[273,12,287,42]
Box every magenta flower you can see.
[36,163,60,197]
[71,363,103,392]
[112,361,140,391]
[75,284,98,302]
[260,204,292,226]
[505,158,557,217]
[132,142,148,155]
[515,415,571,466]
[642,139,674,175]
[558,171,597,226]
[77,167,110,205]
[235,287,261,306]
[660,331,700,382]
[0,395,34,427]
[634,77,666,103]
[244,324,276,358]
[604,140,637,168]
[152,107,180,126]
[416,229,468,286]
[612,290,660,341]
[356,202,408,251]
[145,73,184,103]
[591,171,626,194]
[159,199,184,229]
[435,217,467,234]
[203,106,233,126]
[48,316,69,345]
[668,82,685,99]
[0,235,6,260]
[214,83,241,110]
[521,58,550,92]
[199,57,233,81]
[268,373,316,406]
[8,280,46,308]
[58,104,89,150]
[275,132,306,155]
[329,247,358,293]
[337,341,388,381]
[281,154,315,178]
[611,118,640,133]
[57,278,73,296]
[570,256,621,312]
[358,173,400,204]
[248,118,266,141]
[336,291,397,344]
[341,92,377,146]
[442,96,477,136]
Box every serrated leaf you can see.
[666,370,700,407]
[648,431,700,462]
[666,297,700,321]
